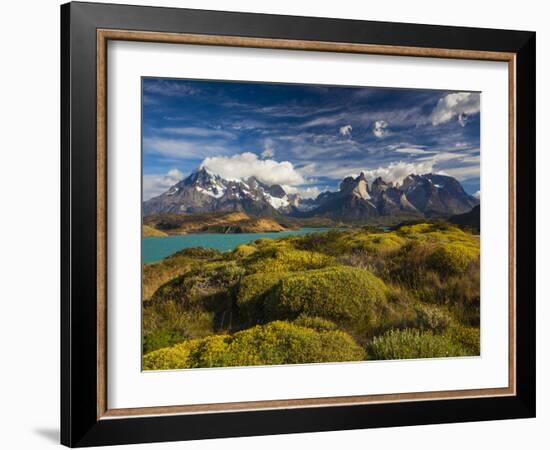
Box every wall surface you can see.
[0,0,546,448]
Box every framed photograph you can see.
[61,2,536,447]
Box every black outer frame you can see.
[60,1,536,447]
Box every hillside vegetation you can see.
[143,225,168,237]
[144,212,290,235]
[142,222,480,369]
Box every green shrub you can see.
[235,272,289,324]
[386,236,480,315]
[440,271,480,325]
[143,257,195,301]
[143,329,186,355]
[349,233,405,254]
[143,341,193,370]
[151,261,245,306]
[142,301,215,353]
[378,287,418,331]
[231,243,257,258]
[388,241,439,285]
[396,223,434,235]
[265,266,391,340]
[143,321,365,370]
[145,262,247,343]
[414,303,452,332]
[253,237,274,246]
[446,325,480,355]
[171,247,222,259]
[368,328,468,360]
[293,230,351,255]
[143,246,223,300]
[396,222,471,243]
[427,243,479,276]
[243,244,335,274]
[293,315,338,331]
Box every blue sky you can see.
[143,78,480,200]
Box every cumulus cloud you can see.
[430,92,480,126]
[299,186,322,199]
[283,185,322,199]
[143,168,184,200]
[361,161,434,185]
[373,120,388,138]
[339,124,353,137]
[473,190,481,199]
[201,152,305,186]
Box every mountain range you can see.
[143,167,479,222]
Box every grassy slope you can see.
[143,247,222,301]
[143,212,291,234]
[142,222,480,368]
[143,225,168,237]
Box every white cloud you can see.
[255,104,341,118]
[439,165,480,181]
[144,137,228,159]
[324,161,435,185]
[283,185,321,199]
[473,190,481,199]
[144,80,200,97]
[166,168,183,179]
[430,92,480,126]
[201,152,305,186]
[261,138,275,159]
[460,155,480,164]
[361,161,434,185]
[394,146,430,155]
[261,148,275,158]
[299,186,322,199]
[299,113,346,128]
[143,168,184,200]
[458,113,469,127]
[297,162,318,176]
[339,124,352,137]
[373,120,388,138]
[419,151,467,163]
[160,127,235,139]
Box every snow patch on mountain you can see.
[263,193,290,210]
[195,185,225,199]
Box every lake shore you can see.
[142,227,334,264]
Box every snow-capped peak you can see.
[188,167,227,198]
[161,166,296,212]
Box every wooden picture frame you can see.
[61,2,535,447]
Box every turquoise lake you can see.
[142,228,332,264]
